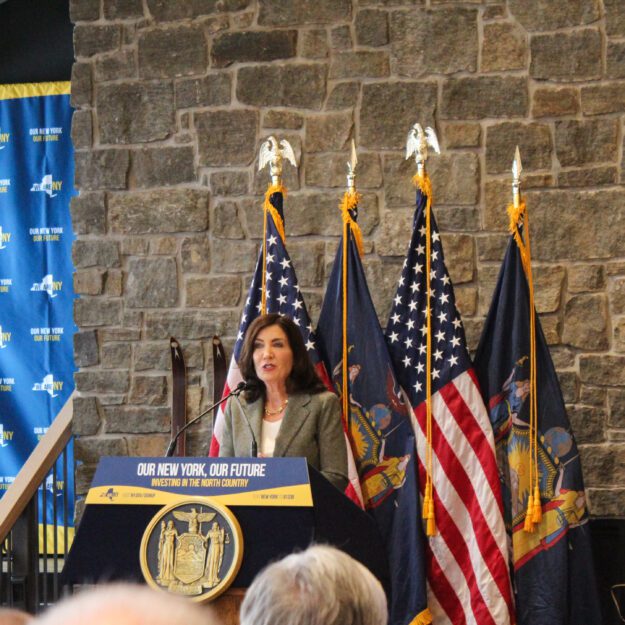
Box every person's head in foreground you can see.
[0,608,32,625]
[240,545,388,625]
[33,583,219,625]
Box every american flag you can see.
[385,179,515,625]
[209,189,363,505]
[210,188,322,453]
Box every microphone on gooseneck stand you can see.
[234,391,258,457]
[164,381,248,457]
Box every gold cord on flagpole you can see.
[342,211,349,435]
[524,207,542,526]
[261,183,287,315]
[413,172,436,537]
[507,199,542,533]
[263,183,286,243]
[340,191,363,257]
[509,147,541,532]
[261,206,267,315]
[340,190,361,442]
[341,142,360,444]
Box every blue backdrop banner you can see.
[0,82,76,550]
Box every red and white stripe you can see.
[209,355,242,457]
[410,369,515,625]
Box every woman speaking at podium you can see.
[219,313,348,491]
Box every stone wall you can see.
[70,0,625,516]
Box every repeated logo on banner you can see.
[0,82,76,550]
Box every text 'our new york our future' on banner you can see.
[0,82,77,551]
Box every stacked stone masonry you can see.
[71,0,625,516]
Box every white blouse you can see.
[260,417,283,457]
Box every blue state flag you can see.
[316,193,430,625]
[474,204,602,625]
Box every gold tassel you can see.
[426,513,437,537]
[524,493,535,532]
[424,483,436,537]
[428,496,434,518]
[422,494,431,520]
[409,608,433,625]
[532,484,543,523]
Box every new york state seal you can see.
[140,498,243,602]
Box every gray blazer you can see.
[219,391,348,492]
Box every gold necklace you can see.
[264,399,288,416]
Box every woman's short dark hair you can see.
[239,313,326,402]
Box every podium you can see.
[63,458,389,623]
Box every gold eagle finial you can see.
[259,136,298,186]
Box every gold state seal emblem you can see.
[140,498,243,602]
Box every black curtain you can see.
[0,0,73,84]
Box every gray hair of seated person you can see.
[33,583,219,625]
[240,545,388,625]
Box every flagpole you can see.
[406,124,440,536]
[512,145,522,211]
[341,140,361,439]
[509,147,542,532]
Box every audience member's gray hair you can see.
[33,583,219,625]
[240,545,388,625]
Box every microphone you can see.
[233,392,258,457]
[164,381,248,457]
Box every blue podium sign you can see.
[86,457,313,507]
